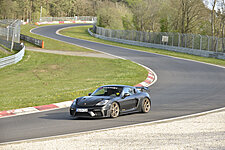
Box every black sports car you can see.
[70,85,151,118]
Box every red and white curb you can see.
[0,68,157,118]
[135,70,155,87]
[0,101,73,118]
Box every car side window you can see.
[123,87,135,96]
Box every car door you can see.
[119,87,138,111]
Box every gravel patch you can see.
[26,47,117,59]
[1,110,225,150]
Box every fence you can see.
[40,16,97,22]
[0,43,25,69]
[0,19,21,51]
[93,25,225,55]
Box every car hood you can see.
[76,96,113,107]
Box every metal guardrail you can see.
[0,43,25,69]
[20,34,44,48]
[90,26,225,60]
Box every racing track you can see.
[0,24,225,143]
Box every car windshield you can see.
[91,86,123,97]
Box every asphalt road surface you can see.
[0,24,225,143]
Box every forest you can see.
[0,0,224,38]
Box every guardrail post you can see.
[206,35,209,51]
[101,28,103,36]
[109,29,112,38]
[178,33,180,47]
[118,30,120,39]
[130,30,132,41]
[159,33,161,44]
[149,32,151,43]
[140,31,142,42]
[199,34,202,50]
[102,28,105,36]
[115,30,117,38]
[185,34,187,48]
[172,33,174,46]
[123,30,125,39]
[192,34,194,49]
[142,32,145,42]
[216,37,218,52]
[10,27,15,52]
[6,26,9,41]
[153,32,155,44]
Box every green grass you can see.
[0,52,7,58]
[0,45,13,58]
[0,50,8,58]
[59,25,225,67]
[21,24,93,52]
[0,51,147,111]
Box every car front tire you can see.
[110,102,120,118]
[141,98,151,113]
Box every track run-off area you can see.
[0,24,225,143]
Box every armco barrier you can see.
[0,43,25,69]
[20,34,44,48]
[89,28,225,60]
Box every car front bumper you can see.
[70,105,111,118]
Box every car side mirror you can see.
[123,93,130,98]
[88,93,92,96]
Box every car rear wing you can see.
[136,86,149,92]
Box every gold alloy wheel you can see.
[110,102,120,118]
[142,98,151,113]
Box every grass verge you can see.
[0,51,8,58]
[0,51,147,111]
[59,25,225,67]
[0,45,13,58]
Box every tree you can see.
[0,0,18,19]
[97,1,132,30]
[166,0,207,34]
[127,0,160,32]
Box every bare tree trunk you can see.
[180,0,186,47]
[222,23,224,52]
[181,0,185,34]
[211,0,217,51]
[222,0,225,52]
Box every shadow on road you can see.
[38,110,151,122]
[39,112,74,120]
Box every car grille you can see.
[75,112,90,117]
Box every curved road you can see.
[0,24,225,143]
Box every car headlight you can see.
[96,100,110,106]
